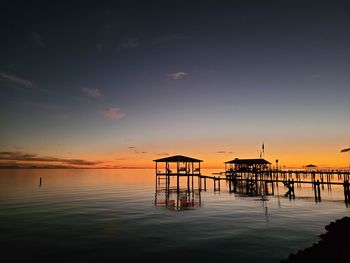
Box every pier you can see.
[154,156,350,205]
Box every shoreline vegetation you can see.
[281,217,350,263]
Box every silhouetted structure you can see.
[153,156,350,204]
[154,155,202,175]
[225,158,271,172]
[304,164,317,170]
[154,155,203,210]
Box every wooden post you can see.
[317,180,321,201]
[313,180,318,203]
[187,174,190,192]
[177,175,179,193]
[344,180,349,203]
[271,180,274,195]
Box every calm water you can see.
[1,169,349,262]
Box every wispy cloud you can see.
[0,151,103,166]
[310,74,321,80]
[103,107,125,120]
[216,151,235,154]
[0,72,38,89]
[116,37,140,50]
[32,32,45,48]
[81,87,102,98]
[128,146,147,154]
[168,72,188,80]
[79,87,124,121]
[156,152,169,156]
[341,148,350,153]
[134,151,147,154]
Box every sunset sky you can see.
[1,1,349,169]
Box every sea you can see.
[1,169,349,262]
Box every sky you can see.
[1,0,349,169]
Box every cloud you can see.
[134,150,147,154]
[0,151,103,166]
[341,148,350,153]
[310,74,321,80]
[0,72,37,89]
[64,159,101,165]
[216,151,235,154]
[32,32,45,47]
[103,107,125,120]
[156,152,169,156]
[128,146,147,154]
[168,72,188,80]
[116,37,140,50]
[81,87,102,98]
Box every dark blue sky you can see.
[1,0,349,167]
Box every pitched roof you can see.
[225,158,271,165]
[153,155,203,163]
[305,164,317,167]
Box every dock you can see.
[154,155,350,204]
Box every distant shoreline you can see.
[0,166,150,170]
[0,166,348,170]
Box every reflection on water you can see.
[1,169,350,263]
[155,188,201,210]
[155,174,202,210]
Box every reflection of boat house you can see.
[225,158,271,172]
[155,188,201,211]
[154,155,202,175]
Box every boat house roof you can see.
[153,155,203,163]
[225,158,271,165]
[305,164,317,167]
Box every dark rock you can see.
[281,217,350,263]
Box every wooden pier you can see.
[154,155,350,204]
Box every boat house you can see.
[153,155,203,175]
[225,158,271,172]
